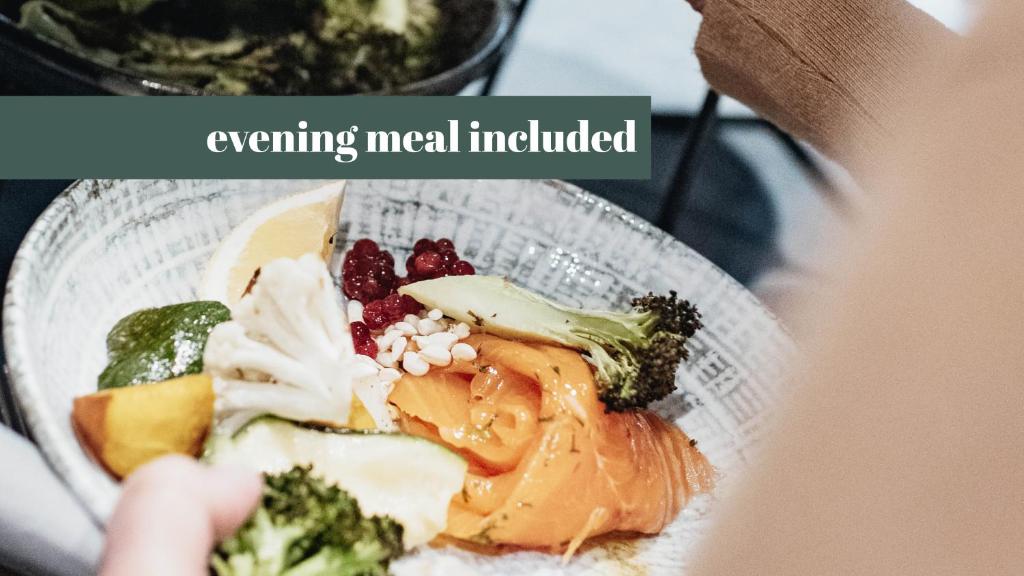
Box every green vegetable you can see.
[400,276,703,412]
[211,465,404,576]
[16,0,442,95]
[98,301,230,390]
[206,418,468,548]
[366,0,439,73]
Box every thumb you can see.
[100,455,262,576]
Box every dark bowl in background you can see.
[0,0,513,95]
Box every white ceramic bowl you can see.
[3,179,795,575]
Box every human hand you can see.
[99,455,262,576]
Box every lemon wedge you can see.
[199,181,344,305]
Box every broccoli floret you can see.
[212,466,404,576]
[582,292,702,411]
[399,276,703,412]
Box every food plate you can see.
[3,179,795,575]
[0,0,513,96]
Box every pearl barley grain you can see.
[451,342,477,361]
[394,322,417,336]
[427,308,443,321]
[419,346,453,366]
[377,329,402,350]
[402,352,430,376]
[376,351,397,368]
[417,318,442,336]
[391,336,408,358]
[427,332,459,350]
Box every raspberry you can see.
[439,249,459,269]
[452,260,475,276]
[401,294,423,314]
[413,238,437,255]
[342,238,398,302]
[343,236,476,320]
[352,238,379,256]
[414,251,443,277]
[374,263,396,287]
[362,300,388,330]
[351,320,369,340]
[382,293,405,321]
[360,277,381,300]
[350,321,378,357]
[355,338,378,358]
[343,257,372,277]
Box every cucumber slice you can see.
[205,418,467,548]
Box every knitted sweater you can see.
[695,0,954,162]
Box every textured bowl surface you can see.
[3,179,795,575]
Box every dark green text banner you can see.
[0,96,651,179]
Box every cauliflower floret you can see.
[204,254,395,433]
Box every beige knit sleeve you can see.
[694,0,955,161]
[688,1,1024,575]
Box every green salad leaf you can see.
[98,300,230,390]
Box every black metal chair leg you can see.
[656,90,720,231]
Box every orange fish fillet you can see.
[389,334,714,550]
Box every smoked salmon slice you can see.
[389,334,714,551]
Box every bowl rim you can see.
[0,0,514,96]
[2,178,795,527]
